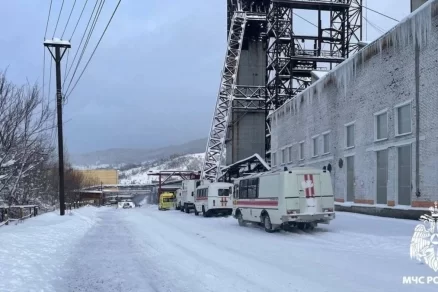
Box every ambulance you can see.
[179,180,200,213]
[194,182,233,217]
[232,167,335,233]
[158,192,175,210]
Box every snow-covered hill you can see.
[119,153,204,185]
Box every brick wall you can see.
[270,1,438,208]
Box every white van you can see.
[194,182,233,217]
[176,189,183,210]
[232,167,335,232]
[179,180,200,213]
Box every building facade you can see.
[270,1,438,215]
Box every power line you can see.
[48,60,52,102]
[44,0,53,38]
[360,4,399,22]
[64,0,106,94]
[63,0,100,88]
[43,0,53,100]
[42,49,46,100]
[363,15,385,34]
[53,0,65,38]
[61,0,78,39]
[69,0,90,41]
[65,0,122,98]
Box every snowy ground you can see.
[1,206,436,292]
[0,206,104,292]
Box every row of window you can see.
[272,101,412,166]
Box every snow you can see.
[273,0,435,117]
[119,153,204,185]
[310,70,328,79]
[1,206,437,291]
[44,38,71,46]
[1,159,15,167]
[0,206,103,292]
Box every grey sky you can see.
[0,0,410,154]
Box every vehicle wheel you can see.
[185,204,189,213]
[202,206,208,217]
[237,212,245,227]
[180,204,184,212]
[263,214,275,233]
[194,208,199,216]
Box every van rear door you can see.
[297,173,322,214]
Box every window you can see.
[396,103,412,135]
[239,178,259,199]
[346,123,355,148]
[323,132,330,154]
[299,142,304,160]
[282,148,287,164]
[218,189,230,196]
[312,136,319,157]
[288,146,293,162]
[375,110,388,140]
[239,180,248,198]
[272,152,277,166]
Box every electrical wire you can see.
[363,15,386,34]
[63,0,100,88]
[44,0,53,39]
[360,4,399,22]
[61,0,78,39]
[69,0,90,41]
[53,0,65,38]
[65,0,122,99]
[64,0,106,95]
[43,0,53,100]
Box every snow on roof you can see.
[310,70,328,80]
[272,0,434,117]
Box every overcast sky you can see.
[0,0,411,154]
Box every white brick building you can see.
[269,1,438,215]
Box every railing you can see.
[0,205,38,227]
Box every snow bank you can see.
[0,206,103,292]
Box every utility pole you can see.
[44,38,71,216]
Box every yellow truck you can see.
[158,192,175,210]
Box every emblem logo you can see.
[301,174,315,198]
[410,201,438,272]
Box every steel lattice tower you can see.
[201,0,362,181]
[265,0,362,164]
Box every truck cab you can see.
[179,180,200,213]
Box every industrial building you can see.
[76,169,119,186]
[269,0,437,216]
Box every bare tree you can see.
[0,71,53,206]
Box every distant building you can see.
[76,169,119,186]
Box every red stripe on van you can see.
[236,200,278,206]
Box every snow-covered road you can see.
[55,206,436,292]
